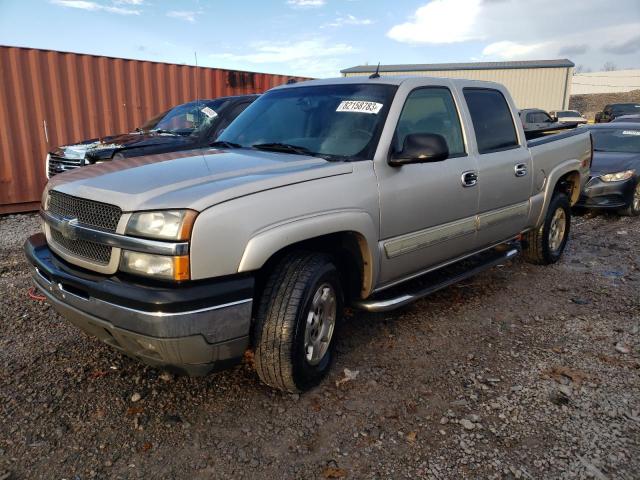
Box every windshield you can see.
[591,128,640,153]
[217,83,398,160]
[557,111,580,117]
[141,99,229,135]
[612,104,640,115]
[139,110,168,131]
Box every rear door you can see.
[377,85,479,285]
[462,88,533,248]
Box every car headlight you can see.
[600,170,635,182]
[120,251,190,281]
[126,210,196,241]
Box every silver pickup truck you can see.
[25,77,592,392]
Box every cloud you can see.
[558,44,589,56]
[50,0,140,14]
[323,14,373,28]
[286,0,325,7]
[387,0,483,44]
[166,10,200,23]
[602,35,640,55]
[209,39,353,78]
[481,41,547,59]
[211,39,353,64]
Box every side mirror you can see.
[389,133,449,166]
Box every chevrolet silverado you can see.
[26,77,592,392]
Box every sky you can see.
[0,0,639,78]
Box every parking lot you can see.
[1,210,638,479]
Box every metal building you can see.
[341,59,574,113]
[0,45,309,214]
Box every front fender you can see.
[238,210,379,297]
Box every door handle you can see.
[461,170,478,187]
[514,163,528,177]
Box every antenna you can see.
[194,51,201,128]
[369,62,381,79]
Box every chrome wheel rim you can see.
[633,183,640,212]
[304,283,336,366]
[549,207,567,253]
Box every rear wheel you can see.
[619,181,640,217]
[522,193,571,265]
[253,252,343,393]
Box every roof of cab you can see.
[271,75,504,90]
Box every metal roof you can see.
[341,59,575,74]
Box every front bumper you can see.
[576,176,636,209]
[25,234,254,375]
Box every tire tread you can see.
[253,252,333,392]
[522,193,570,265]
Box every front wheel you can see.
[522,193,571,265]
[252,252,343,393]
[619,181,640,217]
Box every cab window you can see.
[393,87,465,157]
[463,88,519,154]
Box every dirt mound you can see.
[569,89,640,120]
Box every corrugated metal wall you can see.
[345,67,573,112]
[0,46,309,213]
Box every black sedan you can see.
[612,115,640,124]
[577,123,640,216]
[47,94,258,177]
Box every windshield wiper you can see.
[251,142,316,157]
[209,140,242,149]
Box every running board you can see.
[353,245,520,312]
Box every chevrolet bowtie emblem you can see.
[59,217,79,240]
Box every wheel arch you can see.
[238,211,378,299]
[554,170,581,206]
[534,160,583,227]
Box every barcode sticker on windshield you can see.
[622,130,640,136]
[336,101,383,114]
[201,106,218,118]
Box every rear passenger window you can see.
[394,87,465,157]
[463,88,519,154]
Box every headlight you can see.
[126,210,196,240]
[600,170,635,182]
[120,251,190,281]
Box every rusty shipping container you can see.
[0,45,310,214]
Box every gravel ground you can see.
[0,212,638,480]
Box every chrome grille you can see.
[48,191,121,232]
[50,229,112,265]
[47,191,122,266]
[48,154,83,178]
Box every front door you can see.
[377,86,479,286]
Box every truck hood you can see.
[47,148,353,212]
